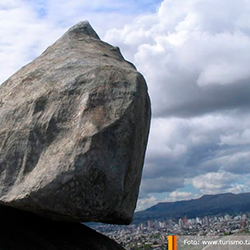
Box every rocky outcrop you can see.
[0,205,125,250]
[0,21,151,224]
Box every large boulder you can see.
[0,21,151,224]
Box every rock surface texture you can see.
[0,205,125,250]
[0,21,151,224]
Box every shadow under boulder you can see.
[0,205,124,250]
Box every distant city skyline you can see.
[1,0,250,211]
[91,212,250,249]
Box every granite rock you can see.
[0,21,151,224]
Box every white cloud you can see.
[105,0,250,118]
[169,191,199,201]
[226,184,250,194]
[1,0,250,205]
[136,191,201,211]
[0,0,64,83]
[0,0,157,84]
[191,171,250,196]
[136,194,158,211]
[140,112,250,196]
[136,191,202,211]
[220,129,250,146]
[104,0,250,201]
[192,172,241,193]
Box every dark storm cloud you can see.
[156,79,250,118]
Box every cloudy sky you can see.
[1,0,250,211]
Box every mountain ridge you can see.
[134,192,250,222]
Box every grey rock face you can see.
[0,21,151,224]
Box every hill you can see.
[134,193,250,222]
